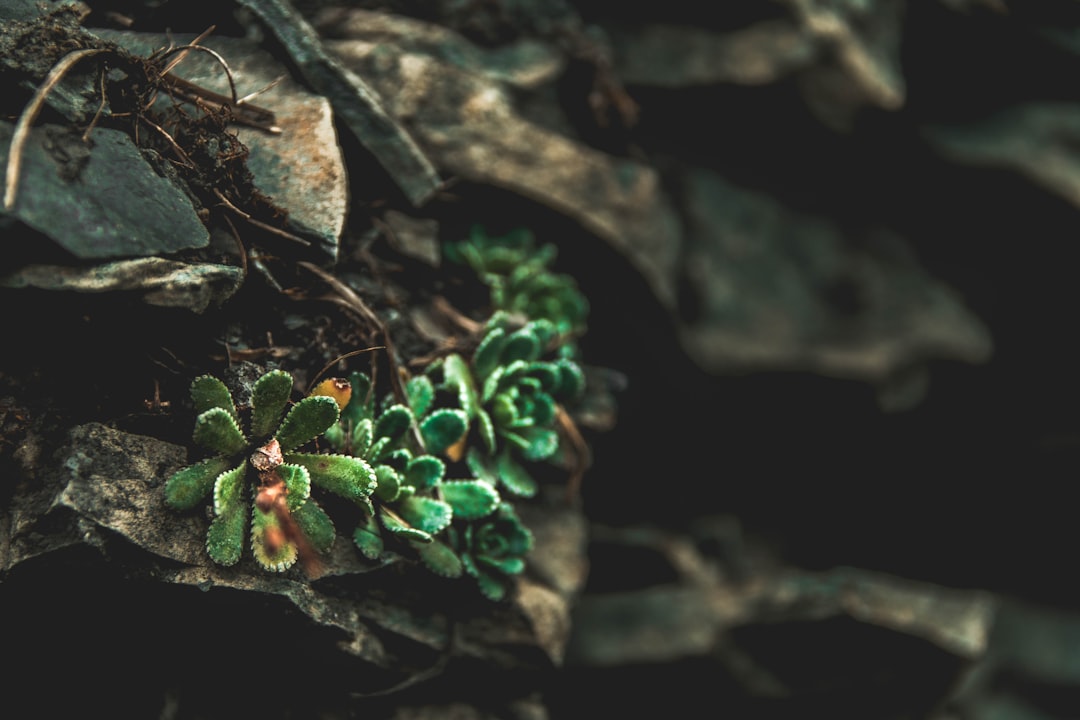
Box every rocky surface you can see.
[4,1,1080,719]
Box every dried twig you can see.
[4,48,112,210]
[213,188,311,246]
[306,346,386,393]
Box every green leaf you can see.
[404,455,445,489]
[496,451,538,497]
[480,365,506,405]
[441,480,500,520]
[521,427,559,461]
[443,353,479,418]
[250,369,293,439]
[366,435,391,463]
[527,362,561,393]
[190,375,236,420]
[373,464,401,502]
[528,318,557,347]
[477,408,496,454]
[374,404,413,443]
[478,554,526,576]
[475,569,510,601]
[397,496,453,535]
[292,499,335,554]
[278,463,311,511]
[206,486,247,566]
[286,453,376,507]
[406,375,435,418]
[416,539,463,578]
[553,358,585,401]
[420,408,468,455]
[465,447,498,485]
[193,407,246,456]
[213,463,246,516]
[352,418,374,457]
[251,506,297,572]
[502,328,541,364]
[275,396,340,451]
[165,456,232,510]
[353,514,385,560]
[472,327,507,381]
[379,507,433,543]
[322,423,346,452]
[341,371,374,426]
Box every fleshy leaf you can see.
[353,514,385,560]
[340,371,374,427]
[527,362,561,393]
[416,539,463,578]
[481,365,506,405]
[397,496,453,535]
[465,447,498,485]
[478,554,526,576]
[206,486,247,566]
[251,506,298,572]
[278,463,311,511]
[251,369,294,439]
[213,463,246,516]
[529,392,557,427]
[443,353,479,418]
[404,455,444,489]
[477,408,496,454]
[165,456,232,510]
[520,427,559,461]
[502,328,541,364]
[351,418,374,457]
[292,499,335,554]
[472,327,507,382]
[475,568,510,601]
[379,507,433,543]
[286,453,377,507]
[190,375,236,420]
[373,464,402,502]
[406,375,435,418]
[496,451,538,497]
[275,395,340,451]
[420,408,468,456]
[374,404,413,443]
[554,358,585,401]
[441,480,500,520]
[193,407,246,456]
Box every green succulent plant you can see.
[164,369,377,572]
[430,313,586,498]
[449,502,534,601]
[324,370,502,578]
[445,224,589,341]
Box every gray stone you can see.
[0,122,210,259]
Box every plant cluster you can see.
[165,227,591,600]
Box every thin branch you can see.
[4,48,112,210]
[156,42,238,105]
[137,114,195,167]
[306,346,386,393]
[82,67,109,142]
[157,25,217,76]
[213,188,311,246]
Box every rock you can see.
[322,12,682,312]
[925,103,1080,211]
[0,257,243,313]
[0,122,210,260]
[94,29,350,262]
[675,168,993,400]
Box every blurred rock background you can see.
[4,1,1080,718]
